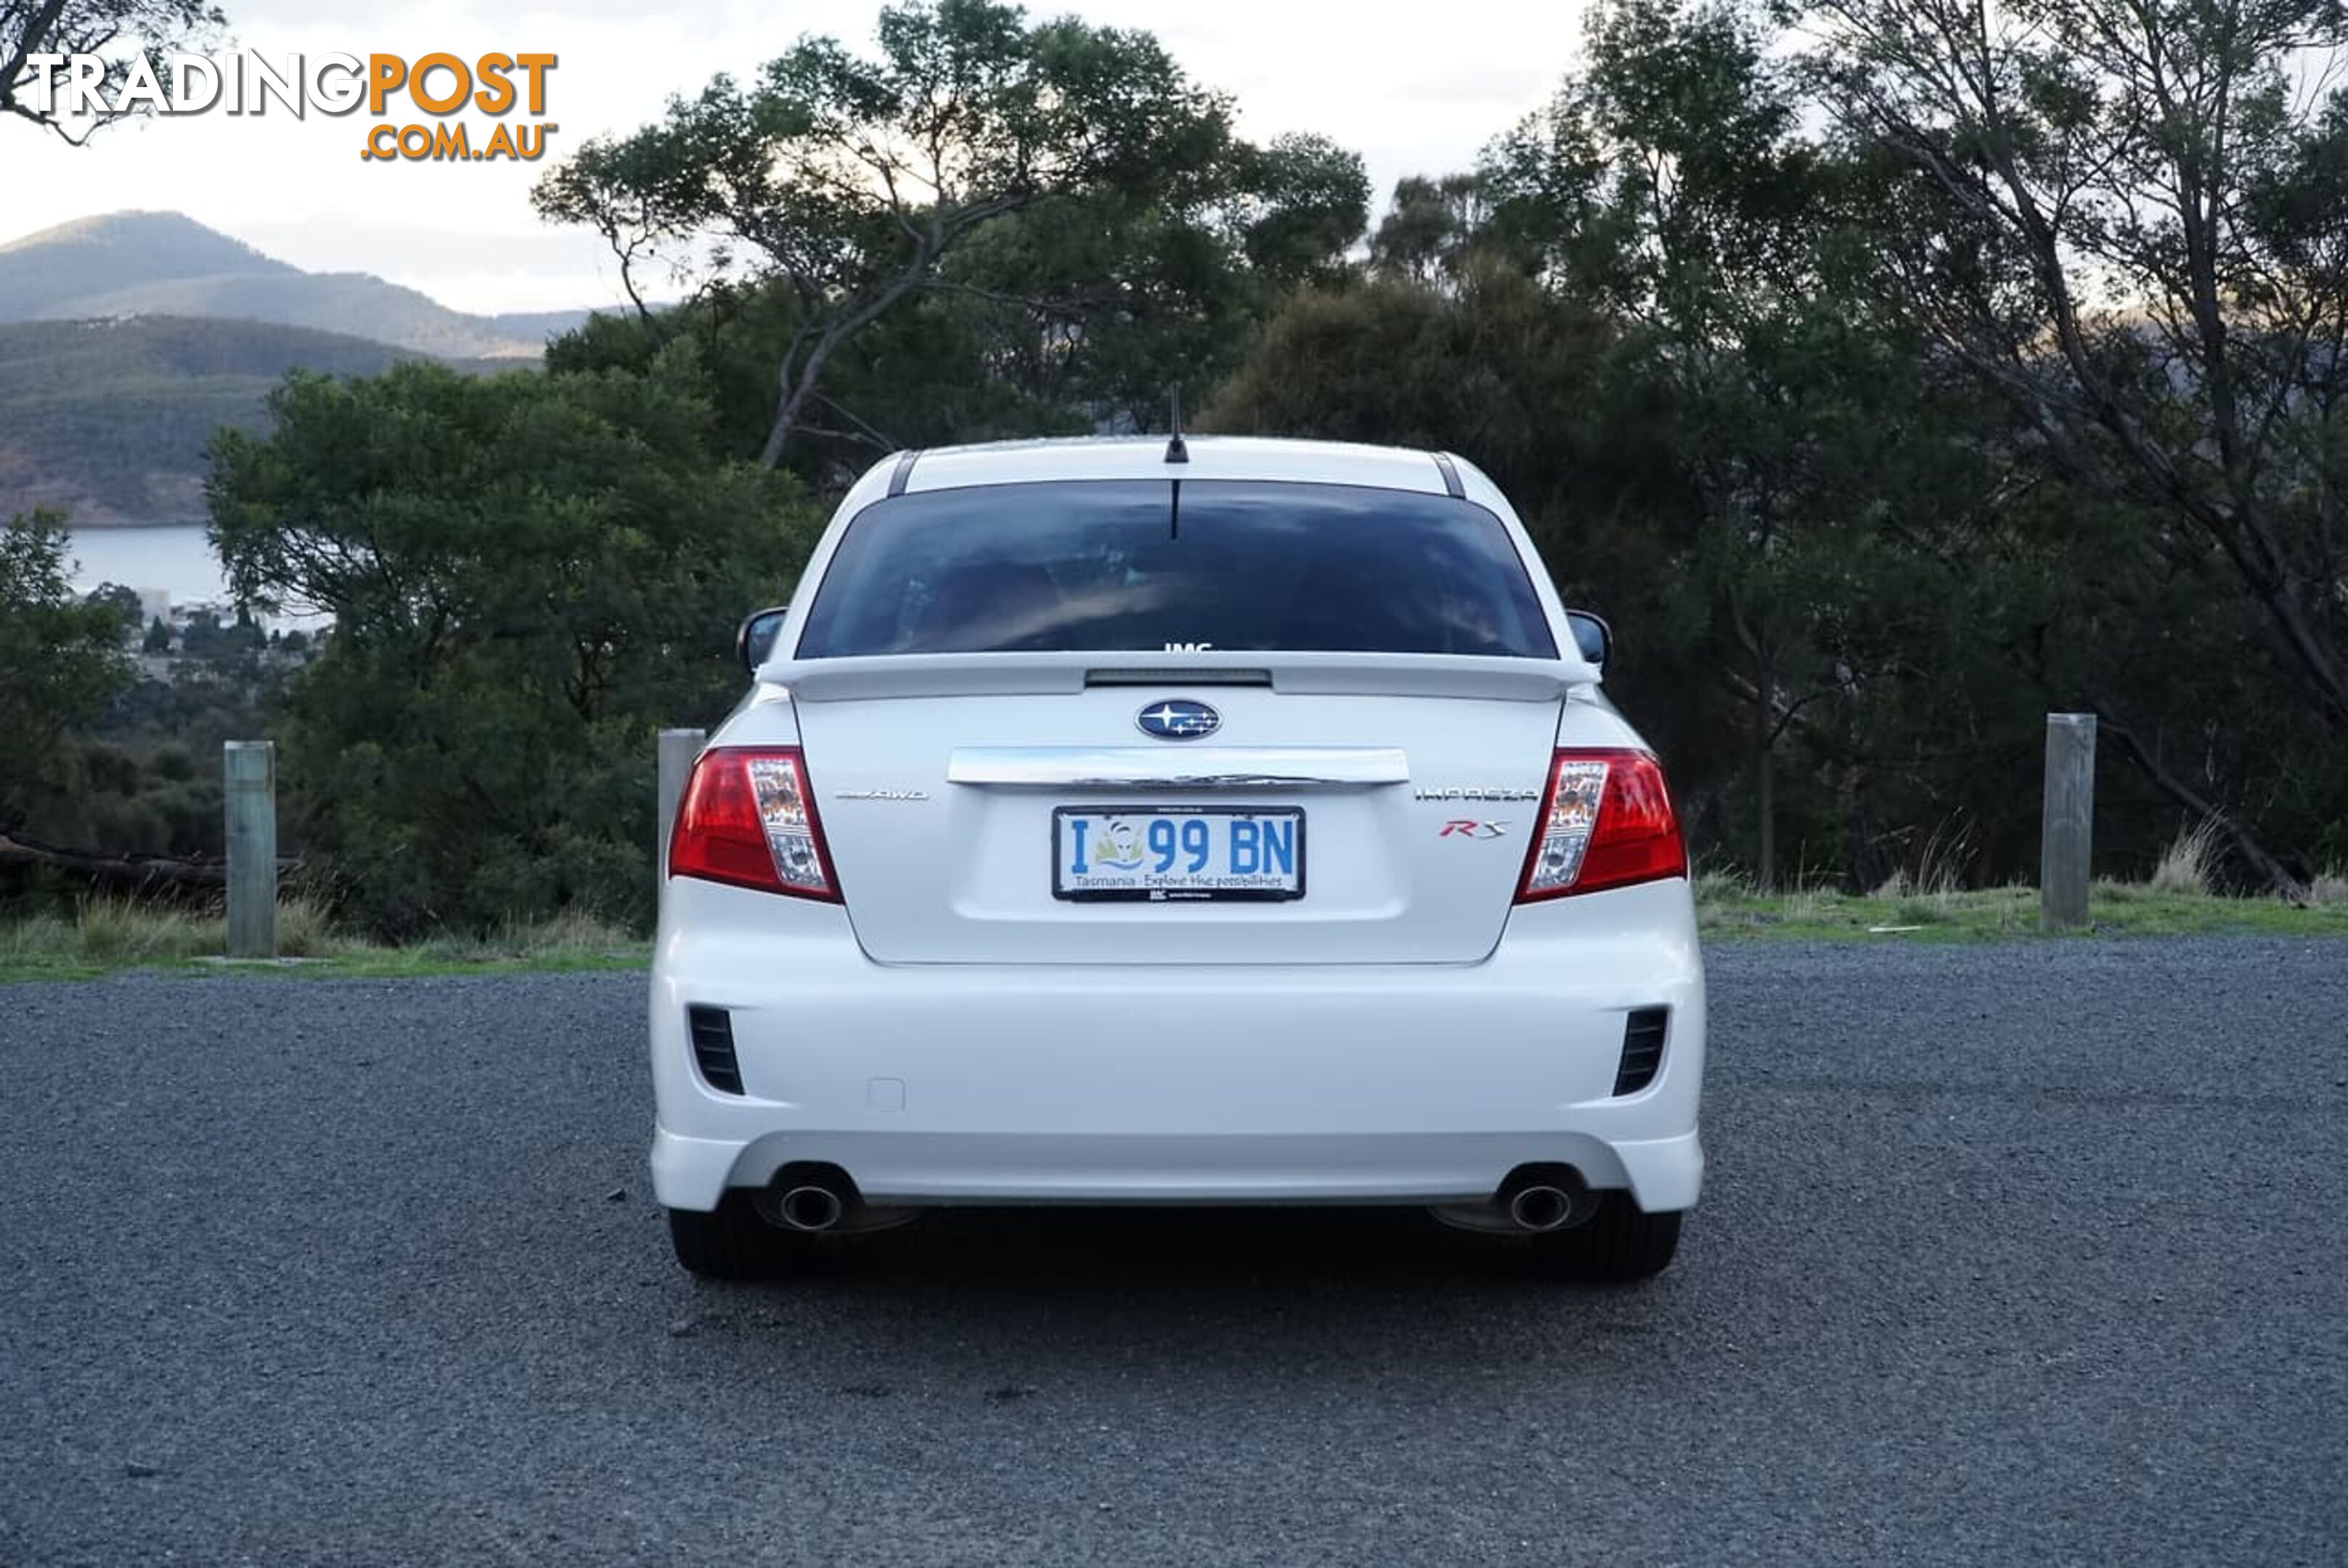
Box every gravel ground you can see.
[1,939,2344,1567]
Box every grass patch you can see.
[316,911,648,978]
[10,875,2348,981]
[2147,820,2225,896]
[0,898,647,984]
[1697,878,2348,942]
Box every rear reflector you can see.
[1517,748,1687,900]
[668,747,839,900]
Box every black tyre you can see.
[1540,1193,1682,1282]
[665,1194,809,1280]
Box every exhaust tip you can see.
[1507,1185,1574,1233]
[1496,1164,1591,1233]
[776,1183,846,1233]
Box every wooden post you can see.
[224,740,277,959]
[657,728,706,899]
[2040,714,2097,931]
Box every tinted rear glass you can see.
[795,480,1559,659]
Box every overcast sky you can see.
[4,0,1586,315]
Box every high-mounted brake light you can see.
[1516,748,1686,901]
[667,747,839,901]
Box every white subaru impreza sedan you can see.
[651,435,1705,1281]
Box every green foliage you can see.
[206,354,822,936]
[82,581,141,634]
[1235,134,1372,293]
[1472,0,1889,887]
[1209,267,1615,465]
[1807,0,2348,747]
[146,743,194,783]
[1,658,274,883]
[0,682,247,886]
[0,511,133,829]
[534,0,1358,469]
[1368,174,1497,286]
[178,605,262,660]
[548,142,1369,487]
[1216,0,2348,894]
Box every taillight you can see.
[1516,748,1687,901]
[667,747,839,900]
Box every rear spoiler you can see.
[759,650,1591,703]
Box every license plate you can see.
[1052,807,1305,902]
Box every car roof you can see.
[892,435,1457,497]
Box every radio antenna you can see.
[1165,383,1189,464]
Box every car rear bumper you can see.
[648,878,1706,1213]
[651,1127,1704,1212]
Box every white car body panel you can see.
[762,648,1586,702]
[651,436,1705,1216]
[794,685,1562,964]
[651,879,1703,1209]
[900,433,1456,497]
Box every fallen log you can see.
[0,835,301,895]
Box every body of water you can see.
[64,523,232,611]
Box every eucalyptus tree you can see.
[0,512,131,830]
[534,0,1241,469]
[207,359,820,934]
[1807,0,2348,889]
[1477,0,1937,889]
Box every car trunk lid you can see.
[786,659,1565,965]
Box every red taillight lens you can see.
[667,747,839,901]
[1516,748,1687,901]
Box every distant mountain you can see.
[483,308,605,343]
[0,316,518,527]
[0,212,593,360]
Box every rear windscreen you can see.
[794,480,1559,659]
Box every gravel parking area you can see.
[2,939,2343,1565]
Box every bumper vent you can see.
[1613,1007,1668,1096]
[686,1006,744,1096]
